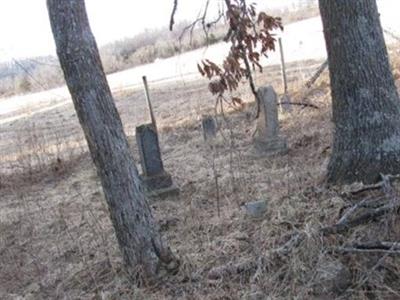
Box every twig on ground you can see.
[278,101,319,109]
[273,232,306,255]
[208,258,257,280]
[335,241,400,255]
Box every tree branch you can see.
[169,0,178,31]
[278,101,319,109]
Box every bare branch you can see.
[169,0,178,31]
[336,241,400,255]
[278,101,319,109]
[177,0,212,44]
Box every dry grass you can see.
[1,50,400,299]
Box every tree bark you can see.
[46,0,178,283]
[319,0,400,184]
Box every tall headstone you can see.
[254,86,288,155]
[136,123,178,198]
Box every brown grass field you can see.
[1,47,400,299]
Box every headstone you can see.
[201,115,217,141]
[243,200,268,218]
[254,86,288,155]
[136,123,179,198]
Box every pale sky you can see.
[0,0,299,63]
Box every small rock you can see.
[243,200,268,218]
[25,282,40,294]
[232,232,250,241]
[159,217,179,231]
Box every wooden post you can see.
[278,38,292,112]
[142,76,157,128]
[278,38,288,95]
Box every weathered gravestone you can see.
[201,115,217,142]
[136,123,179,198]
[254,86,288,155]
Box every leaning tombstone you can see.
[201,115,217,142]
[136,123,179,198]
[254,86,288,155]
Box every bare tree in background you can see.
[170,1,281,110]
[47,0,179,283]
[319,0,400,184]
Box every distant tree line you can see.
[0,2,319,98]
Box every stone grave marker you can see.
[254,86,288,155]
[201,115,217,142]
[136,123,179,198]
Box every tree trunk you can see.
[46,0,178,283]
[319,0,400,184]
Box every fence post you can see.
[278,38,292,112]
[142,76,157,128]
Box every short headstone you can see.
[243,200,268,218]
[254,86,288,155]
[136,123,179,198]
[201,115,217,141]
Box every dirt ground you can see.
[1,54,400,299]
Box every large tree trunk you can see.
[319,0,400,184]
[47,0,178,283]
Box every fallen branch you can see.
[231,175,400,272]
[337,197,370,224]
[274,175,400,254]
[322,202,400,235]
[208,258,257,280]
[273,232,306,255]
[305,60,328,89]
[278,101,319,109]
[334,241,400,255]
[336,247,400,255]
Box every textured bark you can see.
[319,0,400,184]
[46,0,178,283]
